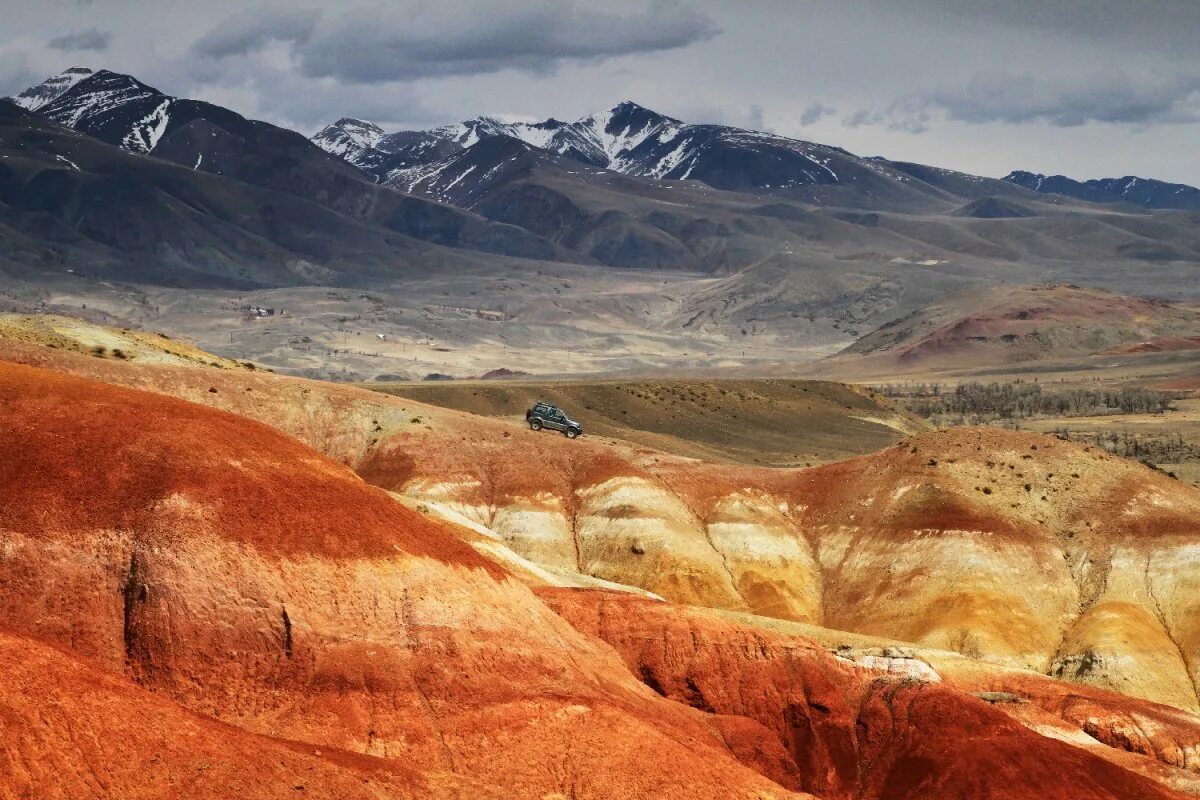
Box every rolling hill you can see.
[5,324,1200,798]
[833,284,1200,373]
[368,377,928,466]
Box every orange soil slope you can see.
[0,633,509,800]
[361,419,1200,715]
[0,360,495,568]
[0,361,805,800]
[3,359,1199,798]
[6,354,1200,796]
[7,335,1199,717]
[542,588,1193,800]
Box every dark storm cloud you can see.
[918,71,1200,127]
[194,1,718,83]
[47,27,111,51]
[192,6,320,59]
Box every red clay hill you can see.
[3,342,1200,797]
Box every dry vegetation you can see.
[872,379,1200,486]
[874,381,1184,426]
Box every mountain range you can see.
[5,66,1200,376]
[314,102,1200,212]
[1,68,564,288]
[313,100,1024,210]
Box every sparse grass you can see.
[368,379,924,467]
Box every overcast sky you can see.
[3,0,1199,184]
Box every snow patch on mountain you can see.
[8,67,93,112]
[582,105,680,164]
[122,99,171,154]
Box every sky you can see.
[3,0,1199,184]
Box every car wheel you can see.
[565,429,578,439]
[529,420,542,431]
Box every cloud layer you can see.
[849,69,1200,131]
[194,1,718,83]
[2,0,1199,183]
[48,28,111,52]
[192,7,319,60]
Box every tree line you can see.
[1051,429,1198,470]
[872,381,1183,425]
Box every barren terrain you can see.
[4,316,1200,798]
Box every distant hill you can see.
[1004,170,1200,210]
[6,67,1200,370]
[835,284,1200,371]
[953,196,1037,219]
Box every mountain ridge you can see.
[0,95,567,288]
[1004,170,1200,210]
[313,99,1024,209]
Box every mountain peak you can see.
[85,69,161,91]
[611,100,651,114]
[604,100,675,124]
[332,117,381,131]
[312,117,385,159]
[8,66,96,112]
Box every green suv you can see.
[525,402,583,439]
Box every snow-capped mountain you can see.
[383,134,590,209]
[0,85,565,287]
[414,103,678,169]
[1004,171,1200,210]
[8,66,95,112]
[311,117,385,169]
[314,102,691,180]
[36,69,172,153]
[312,100,988,206]
[8,66,1200,312]
[6,68,368,184]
